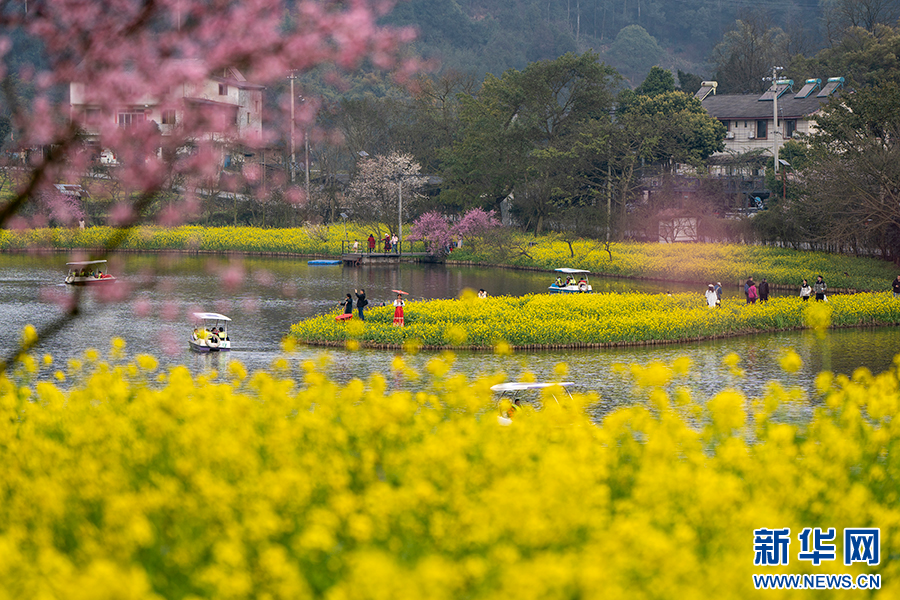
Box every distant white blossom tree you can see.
[346,151,428,233]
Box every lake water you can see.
[2,252,897,417]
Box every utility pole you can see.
[304,107,310,201]
[772,66,783,174]
[289,71,296,184]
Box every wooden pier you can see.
[341,252,430,266]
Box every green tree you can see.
[676,70,704,94]
[798,24,900,89]
[795,81,900,258]
[605,25,663,85]
[618,91,726,169]
[711,14,791,94]
[635,66,675,96]
[440,51,621,232]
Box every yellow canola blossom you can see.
[1,347,898,599]
[291,292,900,350]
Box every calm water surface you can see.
[2,252,897,416]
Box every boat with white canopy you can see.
[491,381,575,425]
[548,268,592,293]
[64,260,117,285]
[189,313,232,352]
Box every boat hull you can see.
[548,284,592,293]
[189,338,232,353]
[65,276,117,285]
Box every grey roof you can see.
[702,91,840,120]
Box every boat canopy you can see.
[491,382,574,392]
[192,312,232,322]
[66,260,109,266]
[553,268,590,274]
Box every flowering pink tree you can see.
[451,208,500,249]
[409,208,502,257]
[407,211,452,256]
[0,1,418,362]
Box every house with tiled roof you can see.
[70,62,264,160]
[697,77,844,159]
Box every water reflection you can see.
[2,252,897,412]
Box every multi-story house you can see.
[70,62,264,163]
[698,77,844,161]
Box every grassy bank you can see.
[1,340,896,598]
[289,291,900,350]
[0,224,379,255]
[3,225,897,291]
[449,236,899,292]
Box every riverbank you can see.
[289,291,900,351]
[3,225,896,291]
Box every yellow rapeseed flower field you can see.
[291,292,900,349]
[1,337,896,598]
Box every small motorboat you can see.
[491,381,575,425]
[548,268,592,293]
[189,312,232,352]
[65,260,117,285]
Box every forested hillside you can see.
[383,0,831,84]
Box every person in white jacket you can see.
[705,284,718,308]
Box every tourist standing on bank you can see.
[392,294,405,326]
[367,234,375,253]
[714,282,722,306]
[892,275,900,298]
[341,293,353,315]
[814,276,827,301]
[759,278,770,303]
[352,240,359,253]
[747,280,759,304]
[800,279,812,301]
[705,284,718,308]
[355,289,368,321]
[391,234,399,253]
[744,277,754,304]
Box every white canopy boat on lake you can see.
[189,313,232,352]
[492,381,575,425]
[65,260,117,285]
[548,268,592,293]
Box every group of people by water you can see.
[339,289,406,326]
[351,234,401,254]
[705,275,830,306]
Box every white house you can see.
[70,63,264,157]
[697,77,844,160]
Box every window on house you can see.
[84,108,101,123]
[117,111,146,128]
[756,120,768,139]
[219,83,228,95]
[162,110,177,125]
[247,113,250,125]
[721,120,730,130]
[785,119,797,138]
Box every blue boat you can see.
[307,259,342,265]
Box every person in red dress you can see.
[392,294,405,326]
